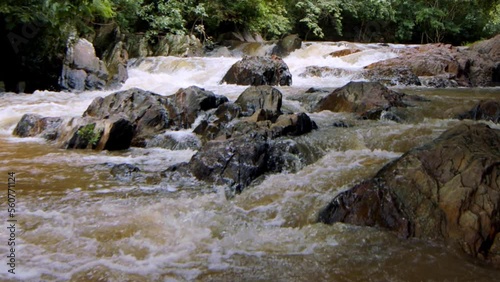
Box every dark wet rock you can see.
[146,132,202,150]
[363,67,421,86]
[83,88,171,145]
[299,66,358,78]
[13,114,63,140]
[312,81,409,118]
[235,85,283,119]
[110,163,141,182]
[287,88,332,112]
[319,123,500,267]
[84,87,226,146]
[272,113,317,136]
[333,121,349,128]
[221,56,292,86]
[328,49,362,57]
[189,133,270,194]
[272,34,302,57]
[167,86,229,129]
[458,100,500,123]
[192,102,242,142]
[188,132,308,195]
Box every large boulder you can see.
[458,100,500,123]
[235,86,283,119]
[319,123,500,267]
[221,56,292,86]
[312,81,408,117]
[188,131,308,195]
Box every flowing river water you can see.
[1,42,500,281]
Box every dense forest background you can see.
[1,0,499,91]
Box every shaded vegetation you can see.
[1,0,499,92]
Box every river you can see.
[1,42,500,281]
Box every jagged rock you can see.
[312,81,408,117]
[458,100,500,123]
[419,75,458,88]
[235,85,283,119]
[83,87,227,146]
[60,38,109,92]
[167,86,229,129]
[319,123,500,267]
[188,130,309,195]
[221,56,292,86]
[103,41,129,88]
[272,34,302,57]
[12,114,62,140]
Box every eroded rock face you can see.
[272,34,302,57]
[221,56,292,86]
[312,81,408,117]
[319,123,500,266]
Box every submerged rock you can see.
[221,56,292,86]
[458,100,500,123]
[319,123,500,267]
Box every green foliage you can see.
[77,124,102,146]
[295,0,344,38]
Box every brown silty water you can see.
[0,42,499,281]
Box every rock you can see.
[458,100,500,123]
[328,49,362,57]
[167,86,228,129]
[363,67,421,86]
[419,75,458,88]
[235,86,283,119]
[188,131,309,195]
[146,131,202,150]
[12,114,62,140]
[272,34,302,57]
[299,66,359,78]
[83,88,171,145]
[83,87,226,146]
[61,69,88,92]
[102,41,129,88]
[272,113,317,136]
[221,56,292,86]
[319,123,500,266]
[193,102,242,142]
[365,39,500,87]
[155,34,204,57]
[189,133,270,194]
[110,163,141,182]
[57,117,134,150]
[312,81,408,117]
